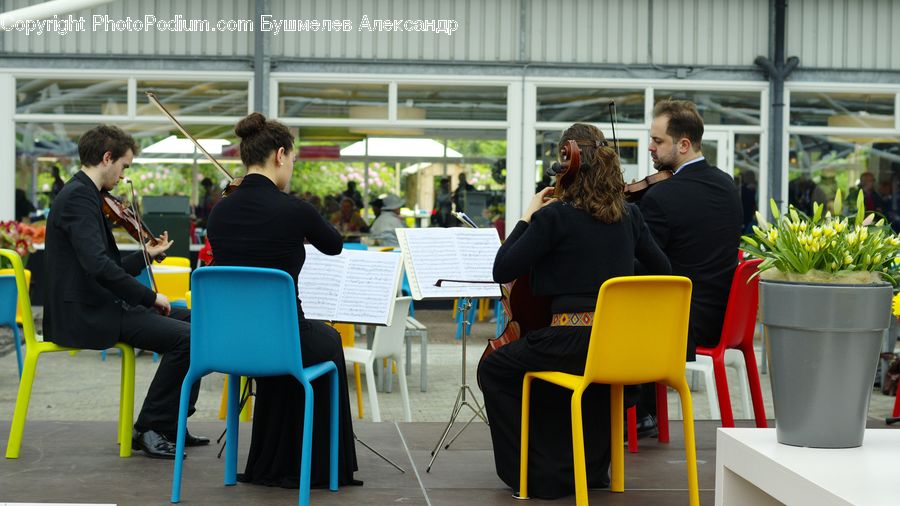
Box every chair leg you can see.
[626,405,638,453]
[171,372,200,503]
[710,355,734,427]
[225,374,241,485]
[363,360,381,422]
[420,331,428,392]
[299,381,316,506]
[655,382,670,443]
[396,354,412,422]
[218,376,228,421]
[328,367,339,492]
[741,344,769,428]
[117,344,135,457]
[5,349,39,458]
[702,363,721,421]
[518,375,533,499]
[728,351,752,419]
[353,363,364,419]
[894,387,900,418]
[570,389,588,506]
[239,376,253,422]
[672,379,700,506]
[610,384,625,493]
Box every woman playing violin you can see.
[206,113,359,489]
[476,123,671,499]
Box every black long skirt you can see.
[476,325,611,499]
[237,319,359,488]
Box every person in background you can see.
[14,189,35,222]
[740,170,758,234]
[434,177,453,227]
[330,197,369,237]
[51,164,66,200]
[858,172,884,214]
[341,181,364,210]
[195,177,220,226]
[452,172,476,213]
[369,194,406,247]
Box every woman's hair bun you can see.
[235,112,267,139]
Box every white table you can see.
[716,428,900,505]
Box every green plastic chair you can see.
[1,249,135,459]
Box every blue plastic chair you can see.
[342,242,368,251]
[171,267,339,506]
[0,274,24,377]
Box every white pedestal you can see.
[716,428,900,505]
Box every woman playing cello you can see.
[476,123,671,499]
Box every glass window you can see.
[537,88,644,123]
[136,80,249,117]
[397,85,507,121]
[16,78,128,115]
[788,134,900,227]
[278,82,389,119]
[734,134,761,232]
[790,92,895,127]
[655,90,761,125]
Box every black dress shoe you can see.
[624,415,659,441]
[162,430,210,447]
[132,429,184,460]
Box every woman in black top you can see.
[207,113,358,489]
[477,123,671,499]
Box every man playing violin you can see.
[632,100,743,435]
[43,125,206,459]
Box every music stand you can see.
[426,290,489,472]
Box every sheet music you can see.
[298,245,403,325]
[397,228,502,300]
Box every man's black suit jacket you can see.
[639,159,743,359]
[43,170,157,349]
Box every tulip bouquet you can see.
[741,189,900,285]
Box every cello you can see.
[477,139,585,371]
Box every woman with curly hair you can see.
[476,123,671,499]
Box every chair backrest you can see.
[582,276,692,386]
[717,259,762,350]
[152,267,191,303]
[0,250,37,347]
[342,242,368,251]
[157,256,191,268]
[371,297,412,358]
[190,267,304,378]
[0,266,31,324]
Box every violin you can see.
[101,190,166,263]
[145,92,242,197]
[624,169,674,202]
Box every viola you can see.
[545,139,583,196]
[624,169,674,202]
[101,191,166,263]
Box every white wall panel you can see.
[3,0,254,57]
[787,0,900,70]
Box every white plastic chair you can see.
[683,349,753,420]
[343,297,412,422]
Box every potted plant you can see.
[741,190,900,448]
[0,221,37,269]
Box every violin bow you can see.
[608,100,620,159]
[124,178,158,293]
[145,92,235,183]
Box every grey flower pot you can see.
[760,279,892,448]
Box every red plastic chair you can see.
[628,259,767,450]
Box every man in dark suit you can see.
[633,99,743,435]
[43,125,206,459]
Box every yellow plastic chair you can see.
[1,249,135,459]
[519,276,698,506]
[333,322,365,418]
[152,257,191,307]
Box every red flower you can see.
[15,239,28,257]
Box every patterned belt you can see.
[550,312,594,327]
